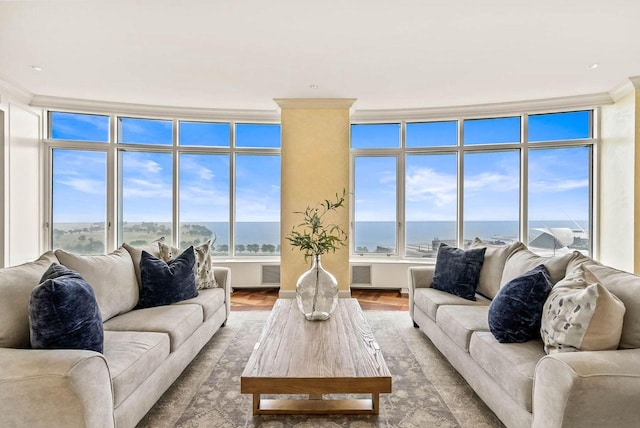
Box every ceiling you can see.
[1,0,639,112]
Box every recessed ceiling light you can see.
[30,65,43,72]
[309,84,319,89]
[587,63,599,70]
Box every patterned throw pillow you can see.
[431,243,486,301]
[137,247,198,309]
[540,265,625,354]
[488,264,553,343]
[29,263,104,353]
[158,239,217,289]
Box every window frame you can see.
[45,109,281,259]
[351,109,597,259]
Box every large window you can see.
[48,111,280,256]
[352,110,595,258]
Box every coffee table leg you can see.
[372,393,380,415]
[253,393,261,415]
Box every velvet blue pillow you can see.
[137,246,197,309]
[488,264,553,343]
[29,263,104,353]
[431,243,486,301]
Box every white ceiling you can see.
[1,0,639,112]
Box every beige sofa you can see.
[409,244,640,428]
[0,245,231,428]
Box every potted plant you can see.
[285,190,348,320]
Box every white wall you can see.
[600,90,636,271]
[0,87,42,267]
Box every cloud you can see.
[464,172,519,192]
[56,178,105,195]
[406,167,456,207]
[124,157,163,174]
[530,179,588,192]
[122,178,171,199]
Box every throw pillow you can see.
[488,264,553,343]
[29,263,104,353]
[137,246,198,308]
[158,239,217,289]
[431,243,486,301]
[470,238,526,299]
[541,266,625,354]
[122,237,166,288]
[500,248,579,287]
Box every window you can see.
[51,149,107,254]
[352,110,595,259]
[119,151,173,245]
[353,156,397,254]
[47,113,280,258]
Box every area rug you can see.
[138,310,503,428]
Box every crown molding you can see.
[608,76,640,102]
[351,92,613,122]
[0,76,33,105]
[274,98,357,110]
[29,95,281,122]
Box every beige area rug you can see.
[137,310,503,428]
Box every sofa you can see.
[0,244,231,428]
[409,242,640,428]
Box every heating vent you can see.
[261,265,281,285]
[351,265,372,285]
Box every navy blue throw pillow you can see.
[488,264,553,343]
[29,263,104,353]
[431,243,486,301]
[137,246,197,309]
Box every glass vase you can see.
[296,255,339,321]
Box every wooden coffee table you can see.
[241,298,392,415]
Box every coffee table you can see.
[241,298,392,415]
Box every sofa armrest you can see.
[407,266,434,320]
[0,348,115,428]
[213,266,231,322]
[533,348,640,428]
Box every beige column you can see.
[275,98,356,295]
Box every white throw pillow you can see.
[158,240,217,289]
[470,238,526,299]
[540,265,625,354]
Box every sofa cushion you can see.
[470,331,545,412]
[103,330,170,407]
[159,240,218,290]
[103,303,203,352]
[122,242,163,288]
[470,239,526,299]
[30,263,104,353]
[174,287,225,321]
[0,251,58,348]
[55,248,138,322]
[501,248,578,287]
[138,248,198,309]
[413,287,490,321]
[436,305,490,351]
[489,265,552,343]
[541,266,625,353]
[431,243,486,301]
[583,263,640,349]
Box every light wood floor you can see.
[231,288,408,311]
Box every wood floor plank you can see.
[231,288,408,311]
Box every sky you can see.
[51,111,591,234]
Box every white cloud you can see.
[124,158,163,174]
[530,179,588,192]
[464,172,519,192]
[406,167,456,207]
[122,178,171,199]
[56,178,105,195]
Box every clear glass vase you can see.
[296,255,339,321]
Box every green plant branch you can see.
[285,189,348,264]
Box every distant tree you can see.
[130,240,147,246]
[218,244,229,253]
[78,235,86,242]
[356,246,369,253]
[53,229,65,238]
[261,244,275,253]
[236,244,245,253]
[247,244,260,253]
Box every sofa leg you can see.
[413,321,419,328]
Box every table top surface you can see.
[241,298,391,381]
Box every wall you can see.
[0,86,43,267]
[277,99,355,295]
[599,83,639,272]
